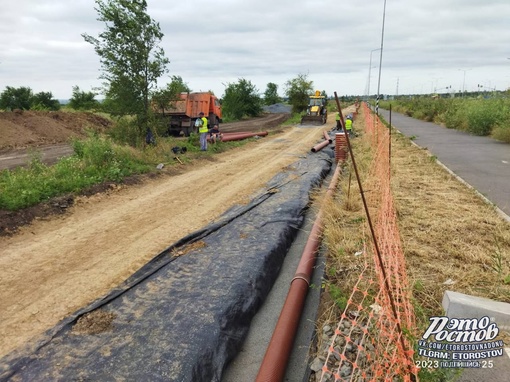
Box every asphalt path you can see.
[378,108,510,381]
[0,144,73,171]
[378,109,510,218]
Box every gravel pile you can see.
[263,103,292,114]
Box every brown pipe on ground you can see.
[220,131,268,142]
[255,162,343,382]
[310,139,330,153]
[323,130,332,143]
[221,131,268,136]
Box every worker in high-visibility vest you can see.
[345,116,353,136]
[335,112,343,130]
[196,112,209,151]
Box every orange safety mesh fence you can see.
[320,103,419,381]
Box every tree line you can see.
[0,86,101,111]
[0,74,317,116]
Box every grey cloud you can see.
[1,0,509,99]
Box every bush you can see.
[385,97,510,140]
[492,124,510,143]
[0,87,60,111]
[107,118,144,147]
[73,135,115,168]
[465,100,504,136]
[442,101,467,130]
[0,137,150,210]
[68,86,100,110]
[284,73,314,113]
[0,86,33,110]
[222,79,263,120]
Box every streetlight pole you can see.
[375,0,388,115]
[431,77,442,93]
[458,69,472,97]
[368,48,381,100]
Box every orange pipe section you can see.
[323,130,332,143]
[220,131,268,142]
[221,131,268,136]
[310,139,330,153]
[255,162,343,382]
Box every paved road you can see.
[378,109,510,381]
[378,109,510,217]
[0,144,73,171]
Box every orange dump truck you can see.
[154,92,223,136]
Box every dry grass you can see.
[313,136,376,359]
[318,121,510,346]
[390,132,510,318]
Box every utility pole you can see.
[368,48,381,100]
[375,0,388,115]
[458,69,472,97]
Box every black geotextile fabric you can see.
[0,148,334,382]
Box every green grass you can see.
[326,283,348,311]
[283,112,304,125]
[0,127,261,211]
[0,136,150,210]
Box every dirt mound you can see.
[0,110,112,151]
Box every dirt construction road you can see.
[0,113,289,170]
[0,114,346,359]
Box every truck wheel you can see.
[185,127,197,136]
[185,122,197,136]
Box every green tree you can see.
[0,86,33,110]
[82,0,169,134]
[284,73,314,113]
[263,82,281,105]
[166,75,191,95]
[31,91,61,111]
[68,86,100,110]
[151,75,192,113]
[222,78,262,120]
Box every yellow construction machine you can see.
[300,90,328,125]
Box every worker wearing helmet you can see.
[345,116,353,136]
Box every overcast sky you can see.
[1,0,509,100]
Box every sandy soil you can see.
[0,115,343,358]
